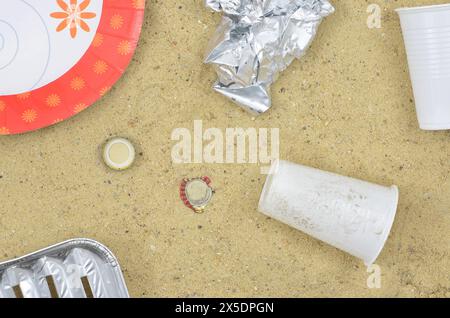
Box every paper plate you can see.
[0,0,145,135]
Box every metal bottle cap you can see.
[103,137,136,171]
[180,177,214,213]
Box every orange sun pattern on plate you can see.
[17,92,31,100]
[22,109,38,123]
[92,33,104,47]
[0,0,145,135]
[50,0,97,39]
[93,60,108,74]
[133,0,145,9]
[74,103,87,113]
[99,86,111,96]
[117,40,132,55]
[46,94,61,107]
[0,127,9,135]
[71,77,86,90]
[110,14,124,30]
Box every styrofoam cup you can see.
[397,4,450,130]
[258,160,399,265]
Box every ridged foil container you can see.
[0,239,129,298]
[204,0,335,114]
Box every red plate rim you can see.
[0,0,146,135]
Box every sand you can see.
[0,0,449,297]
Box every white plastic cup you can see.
[258,160,399,265]
[397,4,450,130]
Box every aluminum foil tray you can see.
[0,239,129,298]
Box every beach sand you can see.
[0,0,449,297]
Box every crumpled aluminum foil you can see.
[204,0,334,115]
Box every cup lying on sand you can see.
[397,4,450,130]
[258,160,399,265]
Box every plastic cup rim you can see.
[364,185,399,266]
[258,159,281,213]
[396,3,450,14]
[419,122,450,131]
